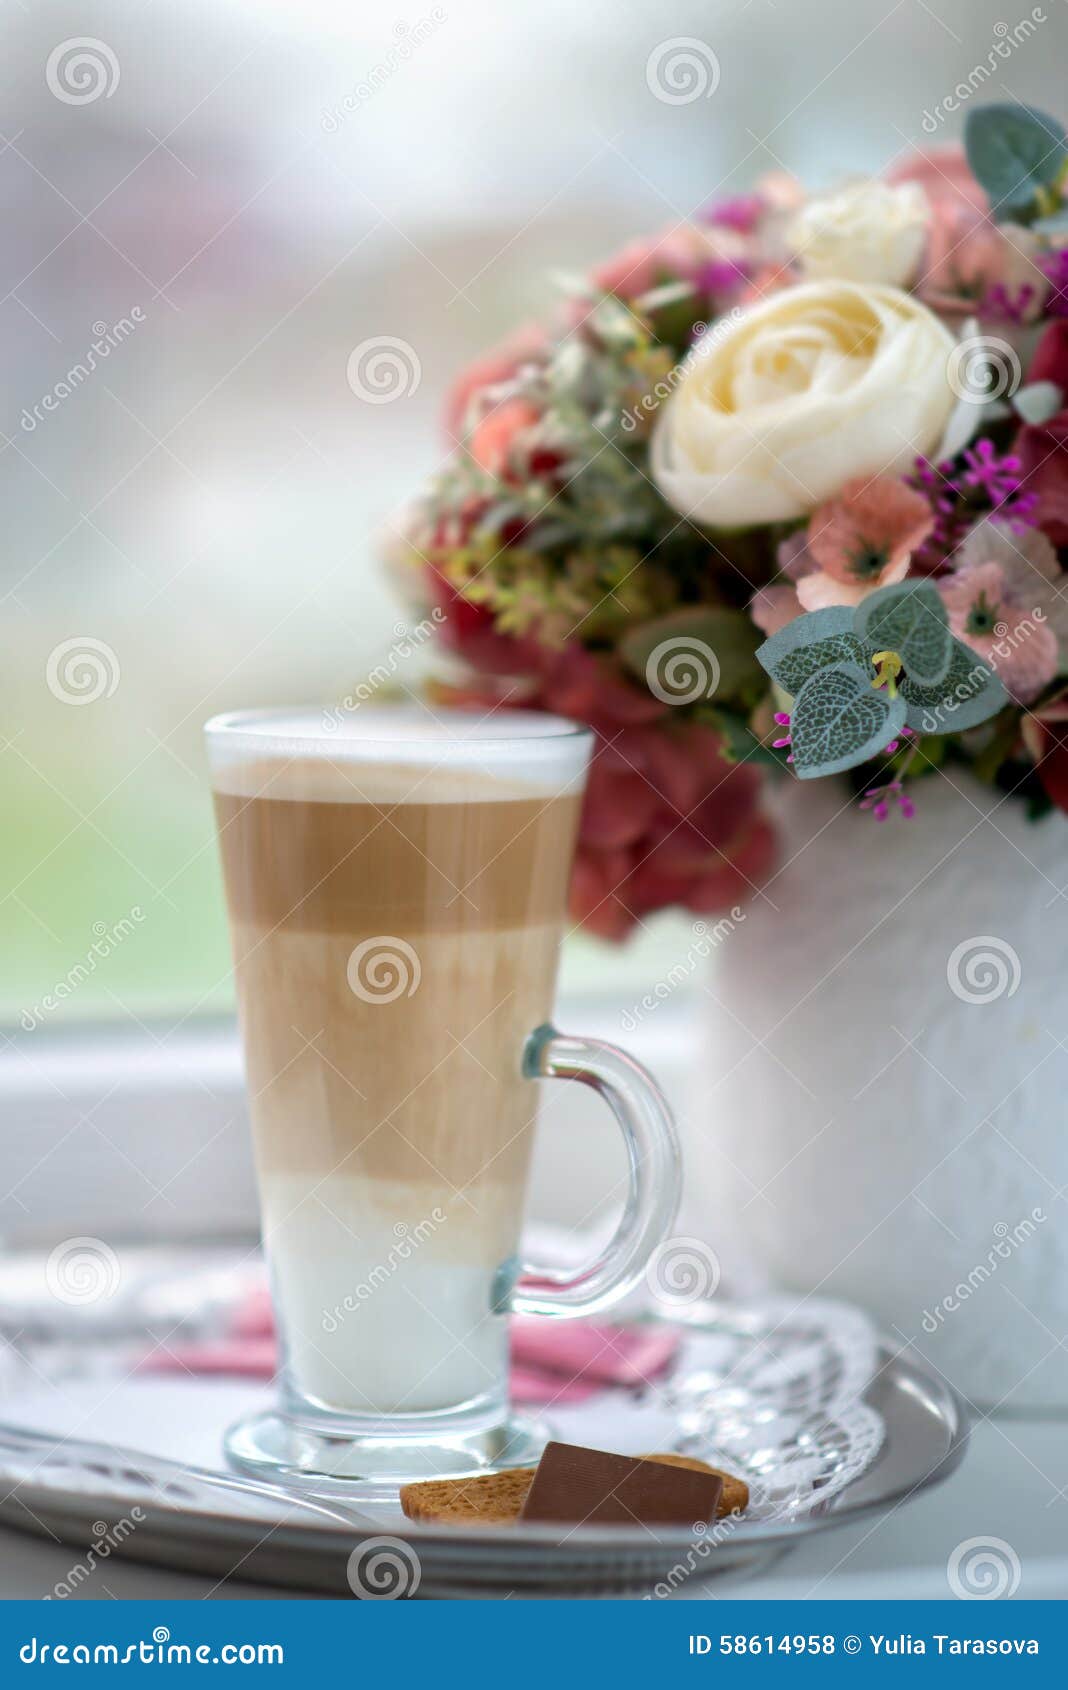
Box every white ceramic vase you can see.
[692,773,1068,1411]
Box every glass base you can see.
[224,1406,550,1500]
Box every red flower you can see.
[428,568,543,678]
[541,666,775,938]
[1022,696,1068,814]
[1015,322,1068,545]
[428,626,775,938]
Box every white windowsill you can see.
[0,1000,700,1246]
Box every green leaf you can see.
[700,705,785,769]
[756,607,866,697]
[964,103,1067,218]
[899,639,1009,733]
[789,662,906,780]
[621,606,761,703]
[854,580,951,686]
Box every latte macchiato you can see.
[213,746,581,1416]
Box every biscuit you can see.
[399,1451,748,1525]
[399,1466,535,1525]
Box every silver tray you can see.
[0,1337,966,1598]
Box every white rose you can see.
[650,280,957,529]
[787,181,929,287]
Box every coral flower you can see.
[468,397,541,479]
[939,519,1066,702]
[797,476,934,611]
[443,322,545,446]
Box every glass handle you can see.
[511,1023,681,1319]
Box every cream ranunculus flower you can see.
[787,181,929,287]
[650,280,957,529]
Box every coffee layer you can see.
[233,921,558,1195]
[214,776,580,933]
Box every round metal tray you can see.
[0,1339,966,1597]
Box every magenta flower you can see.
[961,439,1025,505]
[702,194,766,234]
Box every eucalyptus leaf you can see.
[964,103,1067,218]
[1033,208,1068,235]
[899,640,1009,734]
[1013,381,1063,426]
[789,662,906,780]
[755,607,865,697]
[854,580,951,686]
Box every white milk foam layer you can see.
[260,1170,510,1415]
[206,705,591,802]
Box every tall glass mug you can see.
[205,706,680,1486]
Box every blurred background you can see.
[3,0,1067,1027]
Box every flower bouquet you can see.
[393,102,1068,939]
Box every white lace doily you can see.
[0,1242,887,1532]
[657,1295,886,1522]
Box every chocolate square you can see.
[519,1442,723,1528]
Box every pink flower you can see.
[749,529,820,634]
[590,227,703,300]
[887,145,1045,320]
[939,519,1066,702]
[590,222,756,307]
[796,476,933,611]
[751,583,803,636]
